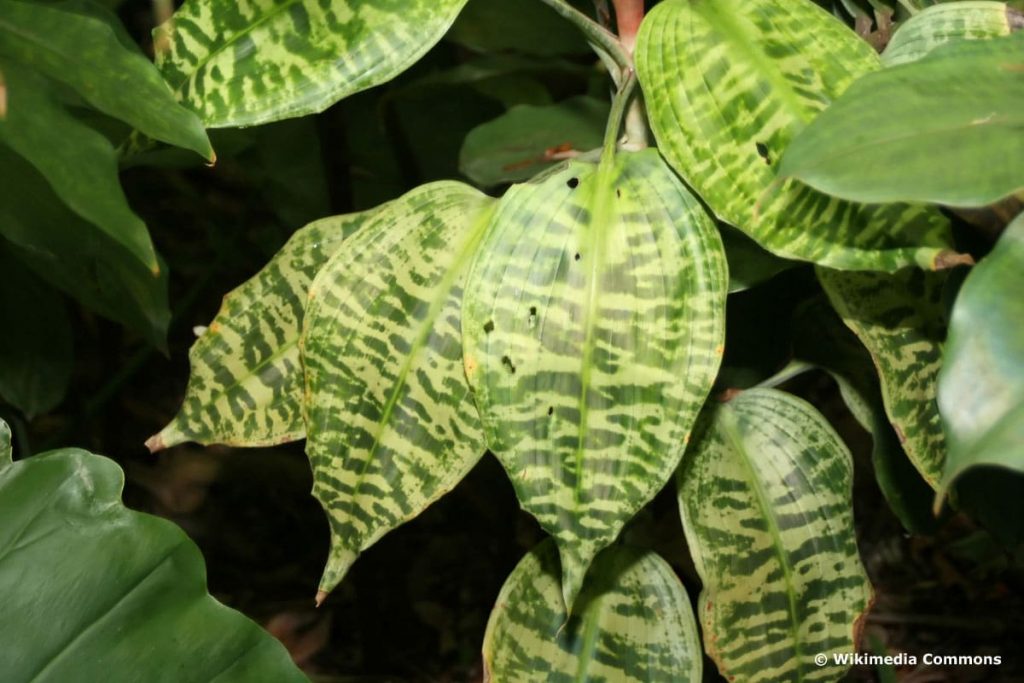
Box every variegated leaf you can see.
[157,0,470,128]
[147,209,381,451]
[463,149,727,609]
[634,0,954,272]
[678,388,872,682]
[818,267,948,488]
[883,1,1023,66]
[483,540,703,683]
[302,182,494,596]
[938,213,1024,496]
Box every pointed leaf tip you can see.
[934,250,975,270]
[144,433,165,454]
[314,591,328,609]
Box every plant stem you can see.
[602,72,637,157]
[536,0,631,77]
[611,0,644,53]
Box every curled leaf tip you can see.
[933,250,975,270]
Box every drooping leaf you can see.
[882,1,1023,66]
[0,0,211,159]
[302,183,494,595]
[819,267,949,489]
[678,388,872,682]
[0,247,72,419]
[0,149,169,347]
[463,149,727,609]
[148,209,381,452]
[156,0,470,128]
[0,437,308,683]
[0,61,157,271]
[635,0,954,272]
[447,0,590,56]
[459,96,608,187]
[779,33,1024,207]
[482,540,703,682]
[938,213,1024,495]
[793,298,937,533]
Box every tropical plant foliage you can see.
[2,0,1023,680]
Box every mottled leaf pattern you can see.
[819,267,948,488]
[678,389,872,682]
[483,540,703,683]
[883,1,1023,66]
[302,183,494,594]
[157,0,470,127]
[635,0,953,271]
[463,150,727,609]
[149,210,381,451]
[938,213,1024,494]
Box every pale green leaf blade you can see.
[0,444,308,683]
[635,0,954,272]
[779,33,1024,208]
[463,149,727,609]
[482,540,702,683]
[0,0,212,159]
[149,210,380,452]
[302,182,493,595]
[882,1,1023,66]
[458,96,608,187]
[0,61,157,271]
[678,388,872,682]
[938,213,1024,494]
[0,246,72,419]
[818,267,949,488]
[157,0,470,128]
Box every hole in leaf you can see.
[483,320,494,334]
[574,253,581,262]
[547,406,554,416]
[567,177,579,189]
[616,189,622,198]
[755,141,772,165]
[501,355,516,374]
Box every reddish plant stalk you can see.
[612,0,645,53]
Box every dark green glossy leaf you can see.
[459,96,608,187]
[464,150,727,608]
[483,541,703,682]
[0,247,72,419]
[0,0,211,159]
[157,0,470,128]
[678,389,872,682]
[447,0,590,56]
[635,0,954,271]
[720,224,796,293]
[779,33,1024,207]
[0,432,308,683]
[938,212,1024,495]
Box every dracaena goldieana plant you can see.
[3,0,1022,681]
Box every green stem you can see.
[536,0,631,76]
[602,72,637,157]
[754,360,814,390]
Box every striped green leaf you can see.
[463,149,727,609]
[147,209,382,452]
[635,0,954,272]
[778,33,1024,208]
[678,389,872,682]
[302,182,494,596]
[156,0,470,128]
[883,1,1023,66]
[938,213,1024,496]
[0,0,212,160]
[818,267,948,489]
[483,540,702,683]
[0,436,308,683]
[0,61,158,272]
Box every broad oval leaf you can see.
[302,182,494,595]
[635,0,953,272]
[0,0,211,159]
[678,388,872,682]
[818,267,949,489]
[483,540,702,683]
[938,213,1024,495]
[882,1,1023,66]
[157,0,470,128]
[778,33,1024,207]
[0,61,157,271]
[463,149,727,609]
[0,434,307,683]
[148,208,381,451]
